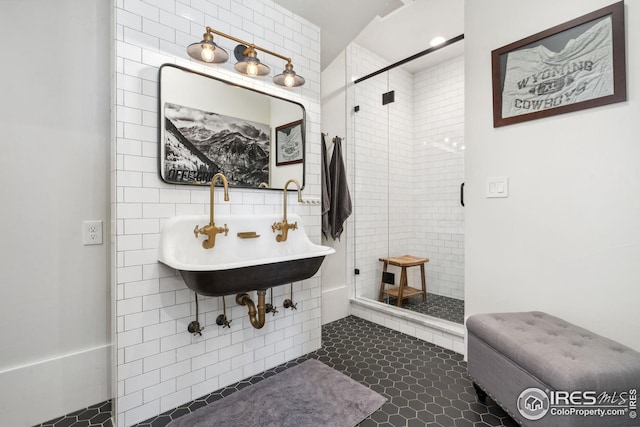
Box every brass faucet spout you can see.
[210,173,229,225]
[282,178,302,222]
[272,178,302,242]
[194,173,230,249]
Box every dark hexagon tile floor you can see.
[37,316,516,427]
[35,400,113,427]
[134,315,518,427]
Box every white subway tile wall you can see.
[113,1,321,425]
[413,56,465,300]
[346,43,465,302]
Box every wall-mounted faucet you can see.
[194,173,230,249]
[272,178,302,242]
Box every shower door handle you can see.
[460,182,465,207]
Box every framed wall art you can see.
[492,1,626,127]
[275,120,304,166]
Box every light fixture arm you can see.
[188,26,304,87]
[204,26,292,64]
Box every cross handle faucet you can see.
[272,178,302,242]
[194,173,230,249]
[194,223,229,249]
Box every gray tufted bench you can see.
[467,311,640,427]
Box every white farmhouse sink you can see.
[158,214,335,296]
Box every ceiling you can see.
[272,0,464,74]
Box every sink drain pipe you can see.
[236,290,267,329]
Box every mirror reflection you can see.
[159,64,305,189]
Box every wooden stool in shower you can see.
[378,255,429,307]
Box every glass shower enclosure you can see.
[347,42,465,323]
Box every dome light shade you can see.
[273,62,305,88]
[234,47,270,77]
[187,32,229,63]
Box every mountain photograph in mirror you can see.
[275,120,304,166]
[163,102,270,186]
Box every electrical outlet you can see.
[83,220,103,245]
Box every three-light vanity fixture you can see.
[187,26,305,88]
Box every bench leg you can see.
[473,382,487,403]
[396,267,407,307]
[420,263,427,302]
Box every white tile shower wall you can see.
[412,56,465,299]
[388,67,416,259]
[347,43,464,302]
[113,1,321,426]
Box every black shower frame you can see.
[353,34,465,85]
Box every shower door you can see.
[351,67,415,302]
[350,71,390,301]
[350,51,466,321]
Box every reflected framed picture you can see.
[491,1,626,127]
[275,120,304,166]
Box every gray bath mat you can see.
[167,359,386,427]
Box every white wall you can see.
[320,52,351,324]
[465,0,640,350]
[112,1,322,425]
[0,1,111,426]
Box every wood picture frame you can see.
[491,1,626,127]
[275,120,304,166]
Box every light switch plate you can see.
[487,176,509,198]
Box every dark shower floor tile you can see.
[134,316,517,427]
[386,293,465,324]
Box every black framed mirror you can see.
[158,64,305,189]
